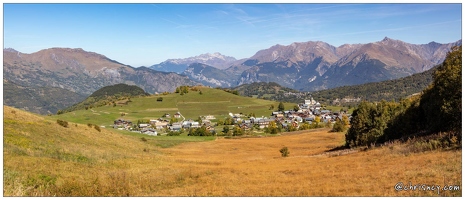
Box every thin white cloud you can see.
[307,19,462,42]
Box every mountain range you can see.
[153,37,460,90]
[3,37,461,114]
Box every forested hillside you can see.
[310,66,436,106]
[3,79,87,115]
[232,82,298,97]
[346,46,461,150]
[61,84,150,113]
[231,67,435,106]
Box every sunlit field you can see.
[3,106,461,196]
[47,87,297,126]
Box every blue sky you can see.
[3,3,462,67]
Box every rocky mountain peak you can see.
[378,37,406,47]
[4,48,18,53]
[382,36,391,42]
[151,52,237,72]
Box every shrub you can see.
[167,131,181,136]
[56,119,69,128]
[331,118,347,132]
[279,147,290,157]
[140,137,147,142]
[94,125,101,132]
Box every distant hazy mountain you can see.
[149,52,237,73]
[182,63,236,88]
[3,48,198,114]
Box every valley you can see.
[3,106,461,196]
[3,38,462,197]
[3,37,461,115]
[4,3,462,197]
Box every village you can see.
[112,97,351,136]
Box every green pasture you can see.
[47,87,297,126]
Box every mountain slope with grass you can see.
[47,86,296,127]
[3,105,155,196]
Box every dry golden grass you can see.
[154,131,461,196]
[3,106,462,196]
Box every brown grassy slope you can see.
[3,106,461,196]
[3,106,161,196]
[157,133,461,196]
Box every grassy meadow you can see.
[48,86,298,126]
[3,105,461,196]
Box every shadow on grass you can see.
[325,145,350,152]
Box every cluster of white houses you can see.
[113,113,217,136]
[231,97,349,131]
[113,98,349,136]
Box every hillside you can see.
[3,48,198,114]
[62,83,151,113]
[3,79,87,115]
[4,105,461,196]
[310,64,437,106]
[345,45,461,149]
[233,82,298,96]
[49,86,297,126]
[89,83,149,98]
[3,48,198,115]
[230,64,435,106]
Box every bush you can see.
[140,137,147,142]
[331,118,347,132]
[167,131,181,136]
[188,126,212,136]
[56,119,69,128]
[279,147,290,157]
[94,125,101,132]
